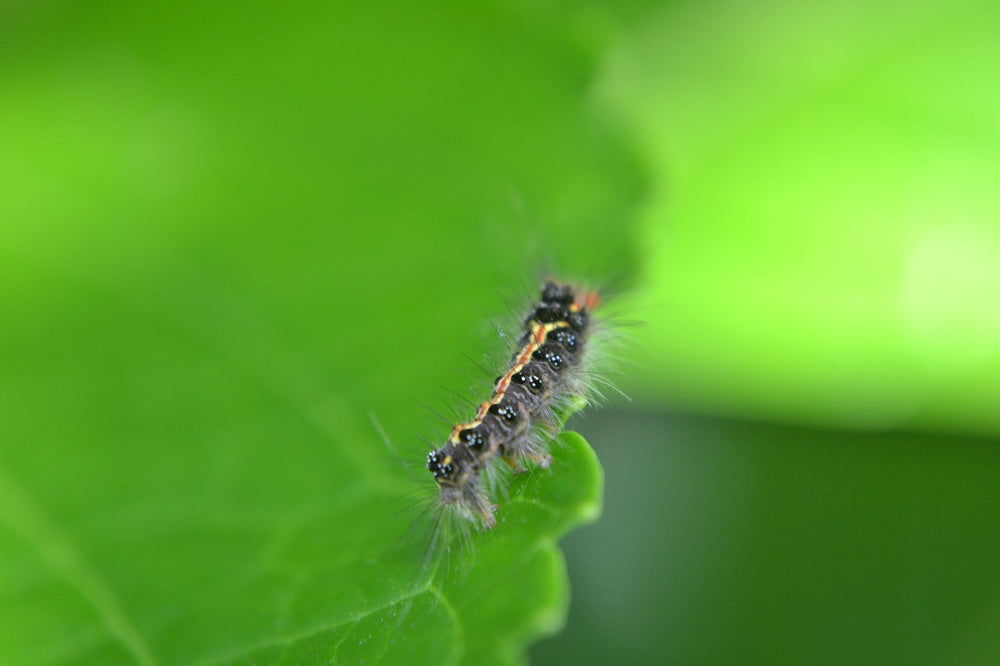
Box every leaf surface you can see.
[0,2,637,664]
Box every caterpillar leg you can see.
[456,484,497,530]
[506,451,552,471]
[479,505,497,530]
[501,432,552,473]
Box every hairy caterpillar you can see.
[425,280,601,529]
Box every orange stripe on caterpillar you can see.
[426,280,601,529]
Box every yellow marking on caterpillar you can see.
[448,321,569,443]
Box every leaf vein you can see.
[0,461,158,666]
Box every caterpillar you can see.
[425,280,601,529]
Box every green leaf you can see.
[0,2,636,665]
[224,432,602,666]
[599,0,1000,435]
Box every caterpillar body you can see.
[426,280,600,529]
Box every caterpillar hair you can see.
[425,280,601,529]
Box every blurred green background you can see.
[2,0,1000,664]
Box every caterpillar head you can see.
[426,445,496,528]
[426,446,471,493]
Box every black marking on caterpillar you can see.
[426,280,601,529]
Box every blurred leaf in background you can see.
[535,1,1000,665]
[601,0,1000,434]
